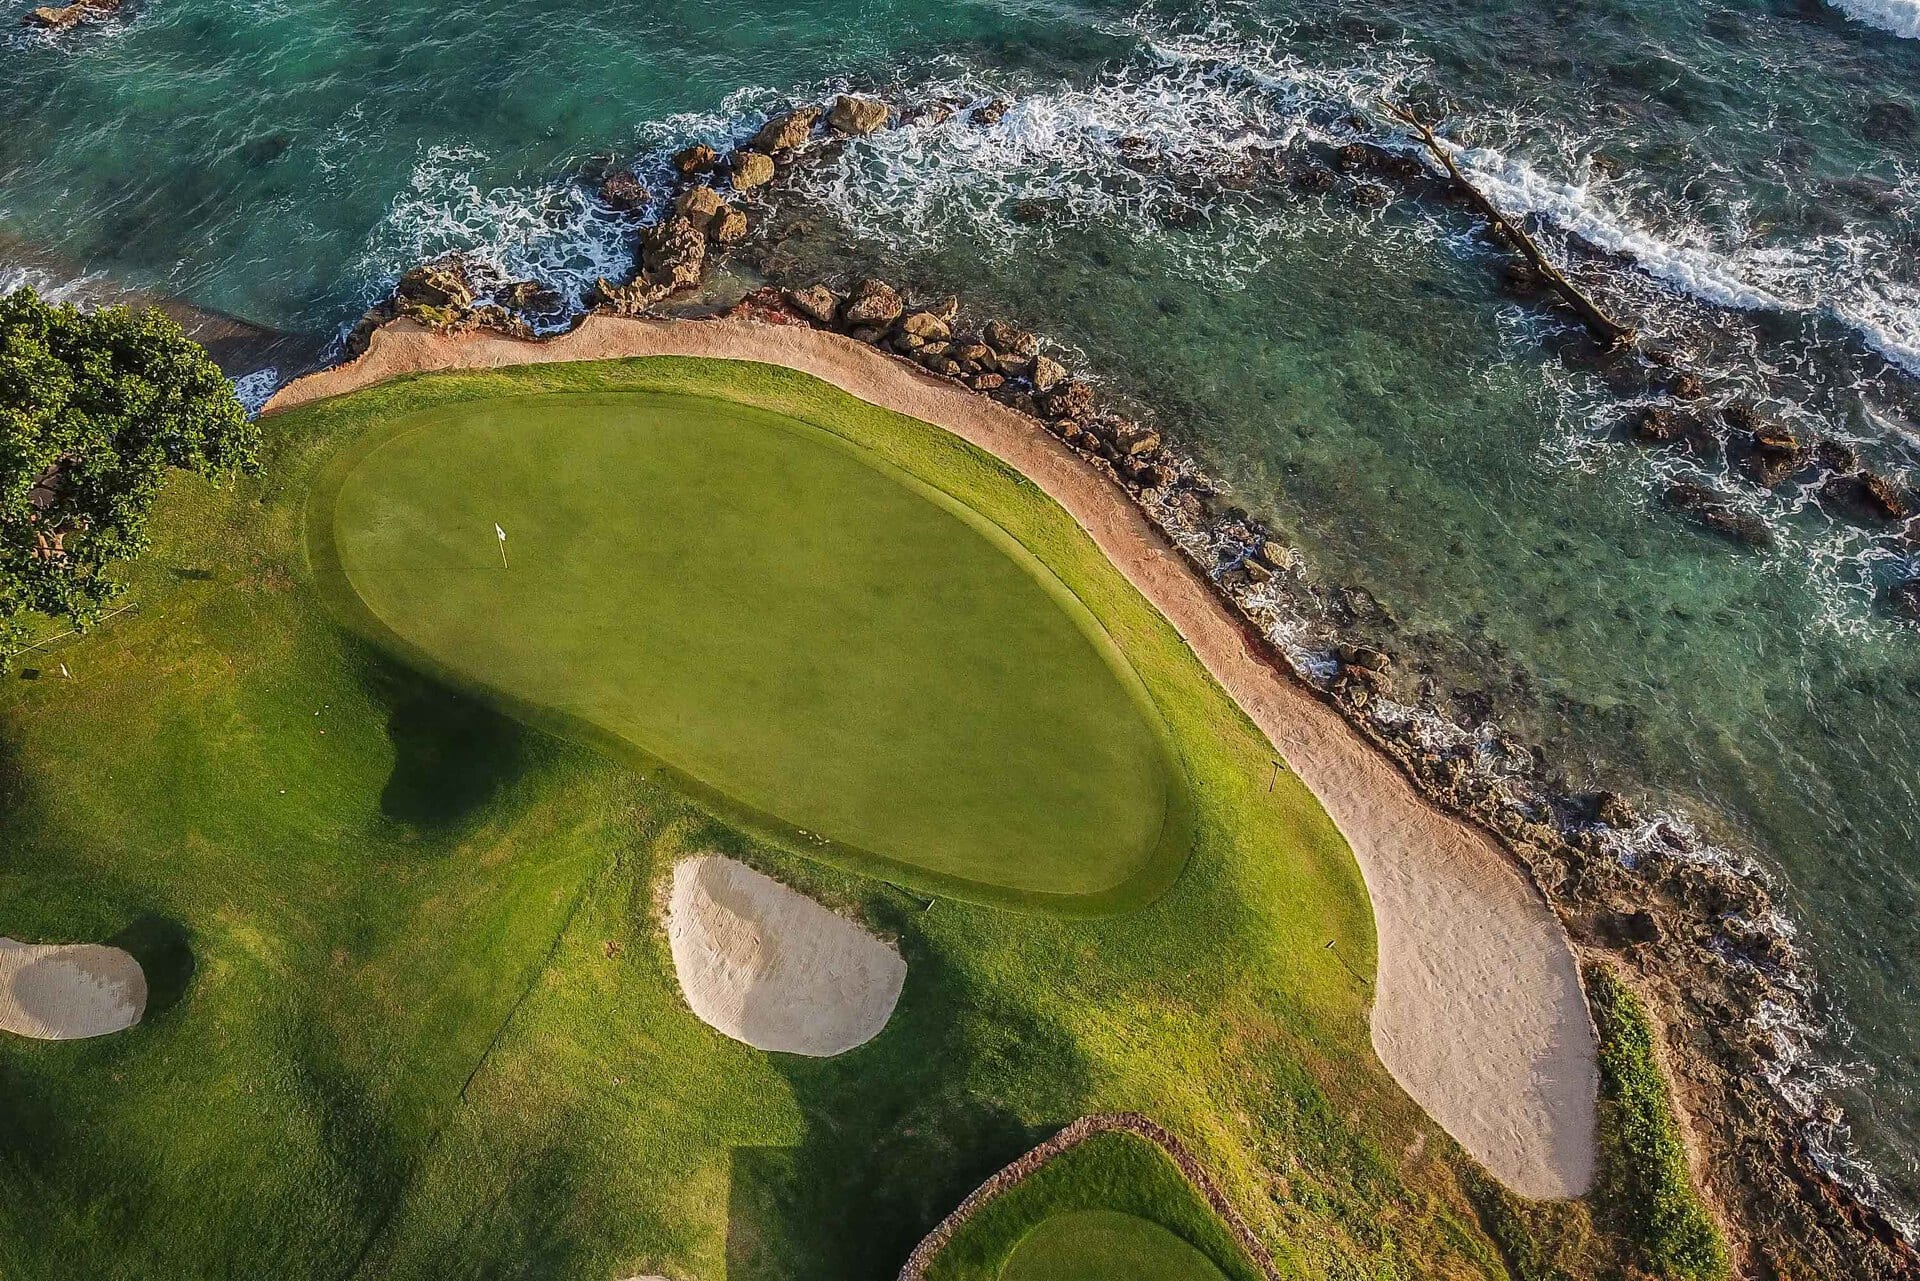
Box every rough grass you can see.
[311,390,1190,913]
[1586,965,1730,1281]
[0,355,1539,1280]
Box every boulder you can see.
[841,278,903,327]
[730,150,776,191]
[750,106,822,154]
[673,143,719,176]
[898,310,950,343]
[1029,354,1067,393]
[1888,579,1920,619]
[22,0,117,27]
[1115,423,1162,457]
[970,372,1006,392]
[1663,482,1773,548]
[1745,424,1806,487]
[674,184,725,230]
[983,319,1039,360]
[828,95,890,136]
[395,260,475,311]
[973,98,1011,126]
[1824,471,1912,522]
[785,284,840,324]
[1042,379,1094,421]
[501,280,563,313]
[709,206,749,245]
[598,171,649,212]
[640,217,707,292]
[593,277,664,317]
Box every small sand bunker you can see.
[1,937,147,1040]
[666,856,906,1056]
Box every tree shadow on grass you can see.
[106,913,194,1018]
[367,661,530,833]
[724,898,1096,1281]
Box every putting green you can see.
[999,1210,1230,1281]
[312,390,1192,911]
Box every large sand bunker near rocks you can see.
[270,315,1598,1198]
[666,856,907,1057]
[1,937,147,1040]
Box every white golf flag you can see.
[495,523,507,543]
[494,522,508,568]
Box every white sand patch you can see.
[268,315,1599,1198]
[0,937,147,1040]
[666,855,906,1057]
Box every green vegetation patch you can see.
[1587,964,1730,1281]
[1001,1208,1229,1281]
[311,390,1190,913]
[923,1131,1264,1281]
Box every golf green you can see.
[312,390,1192,911]
[999,1210,1229,1281]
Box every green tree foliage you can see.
[1,288,256,660]
[1587,964,1731,1281]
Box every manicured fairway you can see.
[314,391,1191,911]
[1000,1209,1229,1281]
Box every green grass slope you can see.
[0,355,1554,1280]
[312,390,1189,912]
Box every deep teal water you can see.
[6,0,1920,1225]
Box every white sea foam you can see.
[354,143,635,332]
[1829,0,1920,39]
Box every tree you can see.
[1,287,258,663]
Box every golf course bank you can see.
[2,336,1683,1280]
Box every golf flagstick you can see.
[495,522,508,569]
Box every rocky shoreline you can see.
[335,91,1919,1279]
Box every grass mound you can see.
[1587,965,1730,1281]
[921,1130,1266,1281]
[1000,1209,1227,1281]
[312,391,1191,913]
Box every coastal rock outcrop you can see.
[22,0,119,27]
[749,106,821,155]
[730,149,776,191]
[828,94,890,136]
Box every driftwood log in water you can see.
[1384,100,1638,351]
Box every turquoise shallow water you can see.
[6,0,1920,1224]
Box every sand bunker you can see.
[666,856,906,1056]
[0,937,147,1040]
[269,314,1599,1197]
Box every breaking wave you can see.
[1830,0,1920,39]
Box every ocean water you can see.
[6,0,1920,1226]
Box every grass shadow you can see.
[722,909,1091,1281]
[105,913,195,1018]
[369,660,530,833]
